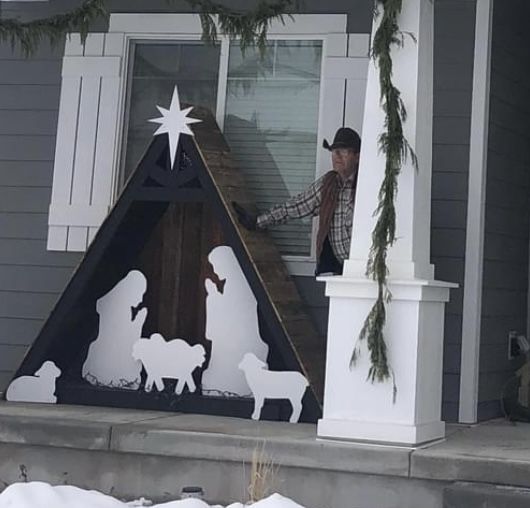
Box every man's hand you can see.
[232,202,258,231]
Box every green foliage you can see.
[352,288,389,382]
[0,0,297,56]
[350,0,417,392]
[0,0,107,56]
[183,0,298,53]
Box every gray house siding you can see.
[432,0,476,422]
[478,0,530,420]
[0,18,81,391]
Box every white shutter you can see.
[47,33,125,252]
[317,34,369,177]
[345,34,370,133]
[316,34,349,178]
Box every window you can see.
[224,40,322,257]
[121,38,323,259]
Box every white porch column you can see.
[317,0,456,446]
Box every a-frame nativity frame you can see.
[7,109,326,423]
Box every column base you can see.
[317,276,456,447]
[317,417,445,446]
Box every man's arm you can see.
[256,175,325,229]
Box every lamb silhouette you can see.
[132,333,206,395]
[238,353,309,423]
[6,361,61,403]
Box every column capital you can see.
[318,275,457,302]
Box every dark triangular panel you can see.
[7,108,325,422]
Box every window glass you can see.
[224,40,322,257]
[122,42,220,181]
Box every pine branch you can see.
[182,0,299,53]
[0,0,107,56]
[0,0,297,56]
[351,0,417,391]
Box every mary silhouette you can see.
[201,246,269,396]
[82,270,147,388]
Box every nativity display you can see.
[5,84,323,423]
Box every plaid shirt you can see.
[257,171,355,262]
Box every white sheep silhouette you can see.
[6,361,61,403]
[238,353,309,423]
[132,333,206,395]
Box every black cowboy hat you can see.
[323,127,361,152]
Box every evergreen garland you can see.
[182,0,297,52]
[0,0,296,56]
[0,0,107,56]
[351,0,417,393]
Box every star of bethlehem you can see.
[149,86,202,170]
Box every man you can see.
[234,127,361,275]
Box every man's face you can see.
[331,148,360,177]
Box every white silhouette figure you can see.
[238,353,308,423]
[6,361,61,403]
[133,333,206,394]
[82,270,147,389]
[201,246,269,396]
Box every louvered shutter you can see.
[47,33,125,251]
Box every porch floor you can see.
[0,401,529,507]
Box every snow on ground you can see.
[0,482,307,508]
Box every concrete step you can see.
[444,482,530,508]
[0,402,440,508]
[3,403,530,508]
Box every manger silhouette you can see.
[6,108,325,423]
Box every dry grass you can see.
[247,442,279,503]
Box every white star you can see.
[148,86,202,170]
